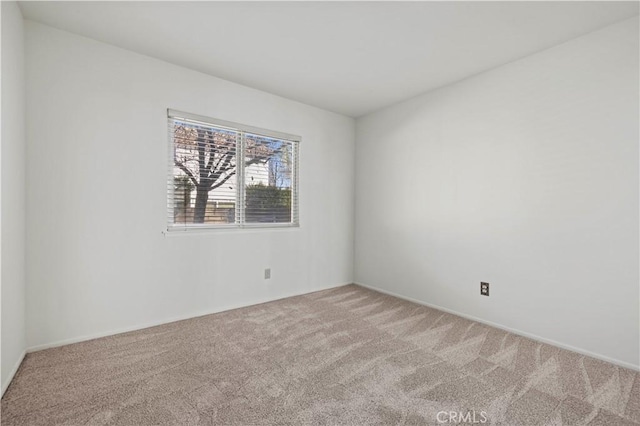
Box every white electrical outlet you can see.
[264,268,271,279]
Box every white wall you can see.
[25,21,355,350]
[355,17,639,369]
[1,1,26,394]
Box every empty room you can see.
[1,1,638,425]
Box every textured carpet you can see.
[2,284,639,425]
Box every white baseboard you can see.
[355,282,640,372]
[2,350,26,397]
[27,282,351,353]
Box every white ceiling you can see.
[19,1,639,117]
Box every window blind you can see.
[167,110,300,231]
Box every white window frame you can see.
[167,109,300,232]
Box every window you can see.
[167,109,299,231]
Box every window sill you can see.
[162,223,300,237]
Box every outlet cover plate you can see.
[481,282,489,296]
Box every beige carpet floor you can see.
[2,284,639,425]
